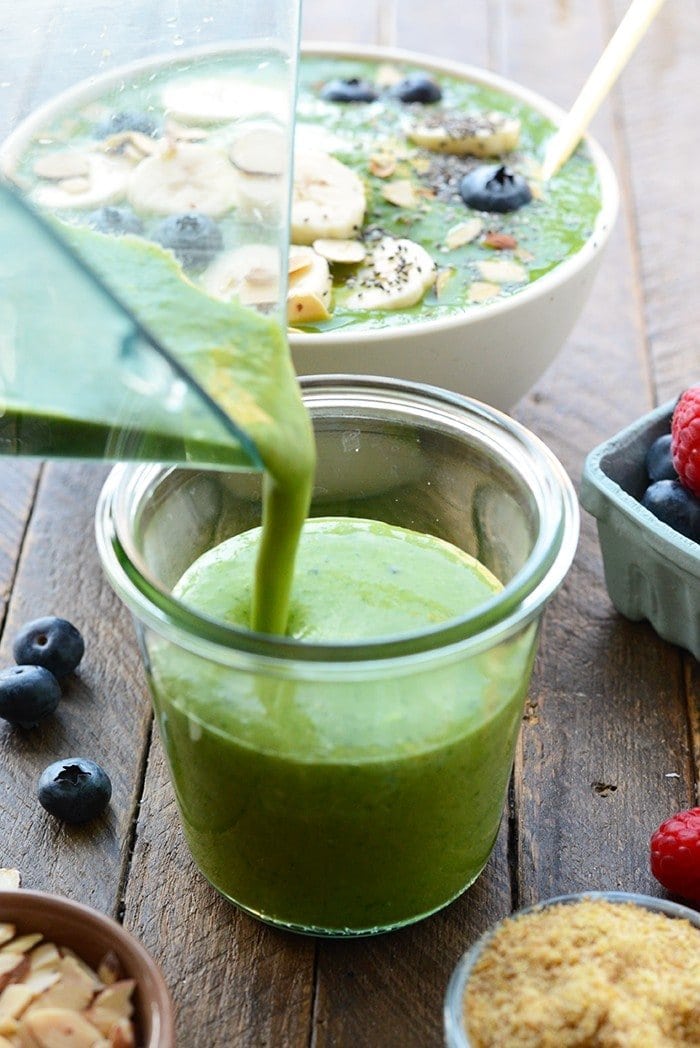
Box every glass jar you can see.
[95,376,578,936]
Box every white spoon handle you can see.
[541,0,667,180]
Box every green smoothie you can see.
[148,518,536,931]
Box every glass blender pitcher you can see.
[0,0,302,471]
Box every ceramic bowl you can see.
[0,889,175,1047]
[0,43,618,414]
[291,43,620,410]
[580,398,700,660]
[444,890,700,1047]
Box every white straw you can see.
[540,0,667,180]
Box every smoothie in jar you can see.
[149,517,537,933]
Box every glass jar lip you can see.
[443,891,700,1048]
[95,376,579,668]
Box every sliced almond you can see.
[435,267,454,297]
[20,1006,108,1048]
[445,218,483,250]
[29,945,61,974]
[229,126,286,176]
[368,151,396,179]
[381,179,419,209]
[1,935,42,956]
[95,953,122,988]
[477,259,527,284]
[33,153,90,181]
[24,956,99,1015]
[109,1018,135,1048]
[0,928,15,949]
[0,871,20,892]
[85,981,135,1036]
[22,971,61,998]
[0,1033,16,1046]
[312,239,365,265]
[468,280,500,303]
[0,955,28,994]
[0,982,34,1020]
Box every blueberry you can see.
[459,164,532,213]
[320,77,378,103]
[0,666,61,728]
[390,73,442,104]
[86,206,144,237]
[94,110,160,139]
[152,212,224,271]
[641,480,700,542]
[12,616,84,679]
[38,758,112,824]
[645,433,677,482]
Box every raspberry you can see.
[671,386,700,498]
[650,806,700,902]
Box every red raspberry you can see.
[650,806,700,902]
[671,386,700,498]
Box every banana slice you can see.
[162,76,286,124]
[201,244,332,323]
[408,111,521,157]
[287,246,332,322]
[127,142,239,216]
[32,153,131,210]
[292,150,366,245]
[345,237,436,310]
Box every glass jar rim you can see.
[95,376,579,671]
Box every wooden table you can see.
[1,1,698,1044]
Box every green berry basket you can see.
[580,398,700,661]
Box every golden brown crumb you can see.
[464,898,700,1047]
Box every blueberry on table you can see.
[38,758,112,824]
[152,212,224,270]
[86,206,144,237]
[390,73,442,104]
[0,666,61,728]
[459,164,532,213]
[641,479,700,542]
[320,77,378,103]
[94,110,160,138]
[12,616,84,679]
[645,433,676,482]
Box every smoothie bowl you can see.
[95,376,578,936]
[0,43,618,409]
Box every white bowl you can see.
[1,43,618,413]
[291,44,619,410]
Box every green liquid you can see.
[150,518,536,932]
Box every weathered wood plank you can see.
[123,729,316,1047]
[504,0,697,909]
[0,462,151,913]
[0,461,40,621]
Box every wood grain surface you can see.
[0,1,698,1045]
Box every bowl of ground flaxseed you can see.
[443,891,700,1047]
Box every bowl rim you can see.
[0,887,176,1048]
[443,890,700,1048]
[290,41,620,348]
